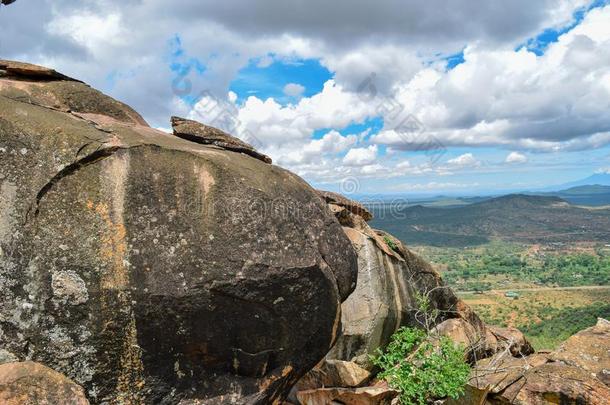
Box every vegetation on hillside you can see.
[462,289,610,350]
[368,192,610,352]
[518,304,610,349]
[418,241,610,291]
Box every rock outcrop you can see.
[290,192,538,403]
[319,194,487,368]
[0,361,90,405]
[0,59,358,404]
[318,190,373,222]
[550,317,610,385]
[460,318,610,404]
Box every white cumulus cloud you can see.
[343,145,379,166]
[447,153,479,167]
[505,151,528,163]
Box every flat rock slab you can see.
[0,59,78,81]
[171,115,272,164]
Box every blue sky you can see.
[2,0,609,196]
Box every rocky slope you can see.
[461,318,610,404]
[1,60,608,405]
[291,193,609,405]
[320,193,489,366]
[0,59,357,404]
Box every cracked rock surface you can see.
[0,59,357,404]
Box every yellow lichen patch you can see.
[86,153,131,290]
[113,315,146,405]
[90,201,129,289]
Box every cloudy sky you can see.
[2,0,610,195]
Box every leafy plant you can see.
[383,235,399,252]
[372,327,470,405]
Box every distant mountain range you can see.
[538,173,610,191]
[369,194,610,248]
[529,184,610,206]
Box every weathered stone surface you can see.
[469,351,551,395]
[434,318,488,361]
[0,60,358,404]
[0,361,89,405]
[171,116,272,164]
[491,363,610,405]
[296,386,399,405]
[323,360,371,388]
[292,359,371,395]
[460,320,610,404]
[0,350,18,365]
[445,384,489,405]
[487,325,534,357]
[323,198,486,369]
[550,318,610,386]
[0,59,147,126]
[318,190,373,221]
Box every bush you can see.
[383,235,399,252]
[372,327,470,405]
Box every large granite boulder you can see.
[0,361,89,405]
[320,195,486,368]
[0,60,357,404]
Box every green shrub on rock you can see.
[372,327,470,405]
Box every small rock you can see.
[51,270,89,305]
[294,359,371,393]
[0,361,89,405]
[318,190,373,221]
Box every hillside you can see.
[370,194,610,247]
